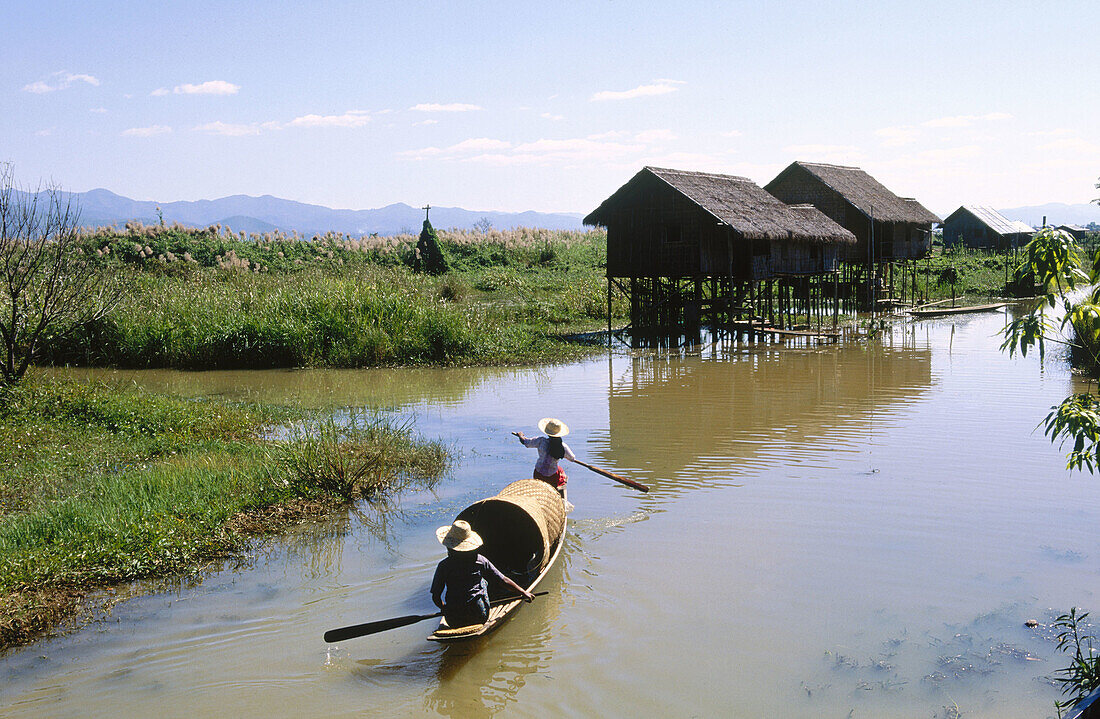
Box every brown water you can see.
[3,311,1097,718]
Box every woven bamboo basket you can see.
[455,479,565,577]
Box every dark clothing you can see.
[431,553,511,625]
[444,595,489,628]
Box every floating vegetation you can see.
[807,604,1061,715]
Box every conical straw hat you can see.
[538,417,569,437]
[435,519,483,551]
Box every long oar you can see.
[323,591,549,643]
[573,459,649,493]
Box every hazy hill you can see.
[56,188,586,236]
[998,202,1100,227]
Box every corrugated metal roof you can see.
[954,206,1034,235]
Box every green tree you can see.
[1002,227,1100,471]
[412,218,448,275]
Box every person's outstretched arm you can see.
[480,556,534,601]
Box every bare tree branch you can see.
[0,165,125,384]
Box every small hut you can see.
[764,161,940,262]
[584,166,855,333]
[1058,224,1091,241]
[942,206,1035,250]
[585,166,854,279]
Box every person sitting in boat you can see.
[512,417,575,499]
[431,520,533,628]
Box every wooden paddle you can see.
[323,591,549,643]
[573,459,649,493]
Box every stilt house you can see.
[942,206,1035,250]
[764,161,940,262]
[584,166,856,333]
[584,166,855,281]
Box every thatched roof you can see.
[584,167,856,243]
[944,205,1034,235]
[767,162,941,224]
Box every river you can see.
[2,310,1096,718]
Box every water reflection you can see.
[44,364,547,410]
[335,551,569,718]
[600,329,933,497]
[423,559,565,718]
[10,312,1093,718]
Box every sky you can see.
[3,0,1099,217]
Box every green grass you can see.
[47,227,624,372]
[0,376,451,647]
[919,247,1024,300]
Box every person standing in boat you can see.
[512,417,575,499]
[431,520,533,628]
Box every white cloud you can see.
[189,110,377,135]
[637,152,744,174]
[541,112,564,121]
[409,103,482,112]
[89,107,108,114]
[23,72,100,93]
[194,121,263,136]
[287,110,371,128]
[414,119,439,126]
[449,138,512,152]
[922,112,1012,128]
[635,129,677,143]
[401,134,644,166]
[150,87,170,97]
[1028,128,1073,137]
[875,125,921,147]
[783,143,863,156]
[886,145,983,168]
[590,80,683,102]
[35,128,53,137]
[122,125,172,137]
[1038,137,1100,154]
[720,130,743,138]
[174,80,240,95]
[587,130,631,141]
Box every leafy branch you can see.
[1053,608,1100,714]
[1001,228,1100,471]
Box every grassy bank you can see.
[917,246,1030,303]
[40,226,622,371]
[55,224,1045,373]
[0,376,449,649]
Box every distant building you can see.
[763,161,940,262]
[1058,224,1091,240]
[942,206,1034,250]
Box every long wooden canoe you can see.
[908,302,1007,318]
[428,479,567,642]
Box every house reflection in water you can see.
[601,332,933,491]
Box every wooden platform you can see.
[908,302,1007,318]
[726,321,840,339]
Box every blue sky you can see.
[4,0,1098,216]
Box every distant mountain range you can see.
[997,202,1100,228]
[30,188,1100,235]
[55,188,587,236]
